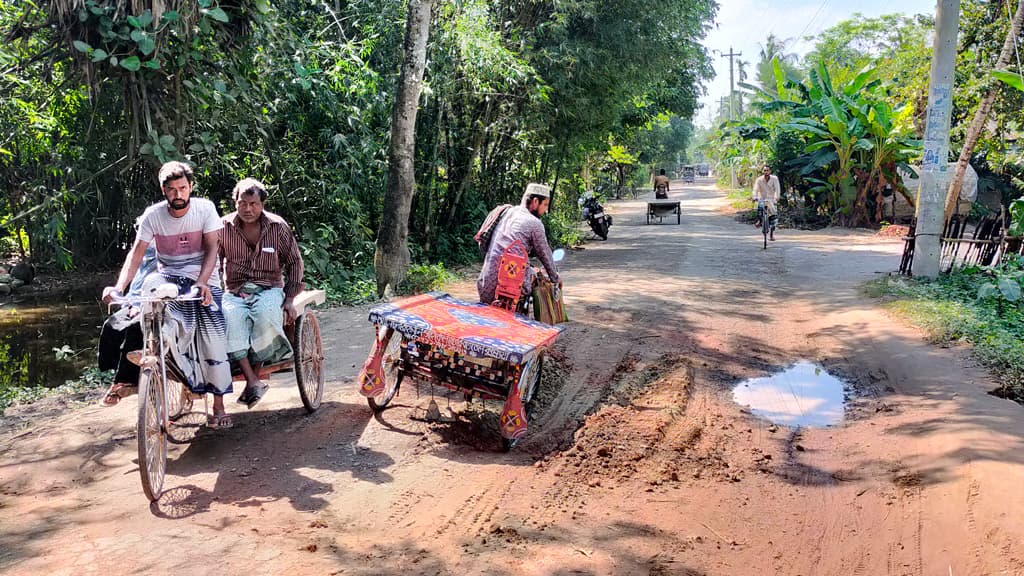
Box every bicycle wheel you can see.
[137,367,167,502]
[165,378,191,421]
[294,310,325,413]
[519,355,543,409]
[367,329,404,411]
[762,210,769,250]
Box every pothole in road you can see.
[732,361,847,427]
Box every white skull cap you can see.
[525,183,551,198]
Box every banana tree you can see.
[776,63,909,223]
[847,99,920,224]
[780,104,871,220]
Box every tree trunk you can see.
[945,0,1024,220]
[374,0,434,297]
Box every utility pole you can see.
[719,47,742,189]
[913,0,960,279]
[720,47,742,121]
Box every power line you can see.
[795,0,831,44]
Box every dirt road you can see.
[2,179,1023,575]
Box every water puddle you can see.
[1,294,105,389]
[732,361,847,427]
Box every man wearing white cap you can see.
[477,183,562,305]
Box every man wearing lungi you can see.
[752,164,781,241]
[103,161,234,428]
[219,178,304,408]
[477,183,561,305]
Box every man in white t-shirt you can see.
[752,164,781,241]
[103,161,234,428]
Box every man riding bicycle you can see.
[653,169,670,199]
[102,161,234,428]
[752,164,781,242]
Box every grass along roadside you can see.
[865,259,1024,402]
[1,367,112,416]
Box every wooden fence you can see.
[899,212,1020,275]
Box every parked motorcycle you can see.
[579,194,612,240]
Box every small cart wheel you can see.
[294,310,325,413]
[137,367,167,502]
[501,355,543,452]
[367,329,404,411]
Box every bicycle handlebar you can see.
[106,285,202,306]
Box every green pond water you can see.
[0,292,107,390]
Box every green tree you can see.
[754,34,801,97]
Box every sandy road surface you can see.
[2,179,1023,575]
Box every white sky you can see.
[697,0,939,126]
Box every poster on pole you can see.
[921,84,952,175]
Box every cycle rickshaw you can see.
[357,244,566,450]
[111,284,325,501]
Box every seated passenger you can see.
[219,178,305,408]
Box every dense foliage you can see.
[0,0,715,298]
[701,3,1024,228]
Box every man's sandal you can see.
[241,382,269,410]
[207,413,234,429]
[100,383,138,407]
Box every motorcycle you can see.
[578,194,612,240]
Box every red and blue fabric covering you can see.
[360,292,564,439]
[367,292,564,365]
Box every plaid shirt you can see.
[220,210,304,299]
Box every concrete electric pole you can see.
[720,47,742,121]
[913,0,960,278]
[719,47,742,189]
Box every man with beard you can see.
[477,183,562,305]
[219,178,304,408]
[103,161,234,428]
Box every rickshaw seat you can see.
[292,289,326,316]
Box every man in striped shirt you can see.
[220,178,305,408]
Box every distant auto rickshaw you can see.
[682,165,695,183]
